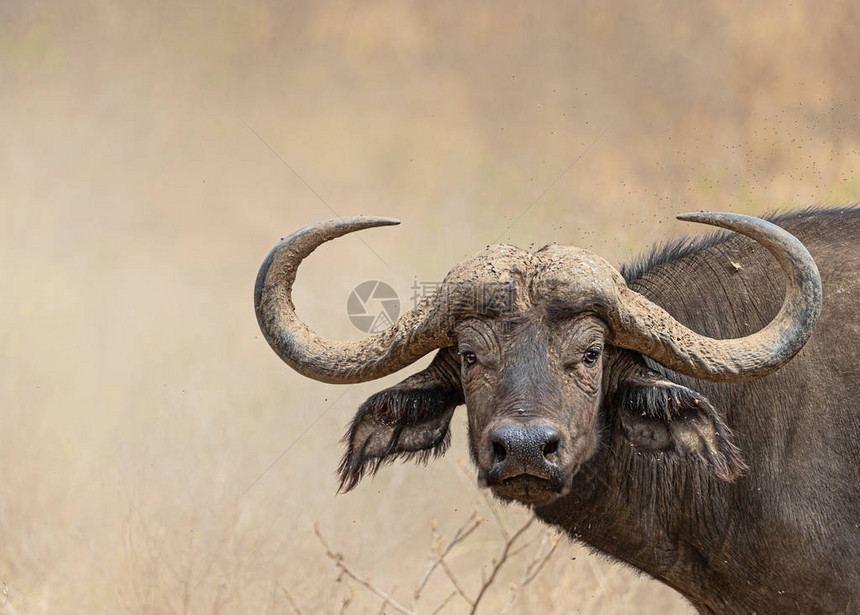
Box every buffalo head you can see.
[254,213,821,506]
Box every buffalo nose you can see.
[489,425,560,480]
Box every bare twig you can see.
[438,557,475,606]
[522,533,560,586]
[278,583,305,615]
[314,487,561,614]
[341,583,355,615]
[429,590,457,615]
[469,517,536,614]
[499,530,561,614]
[506,541,533,560]
[315,523,413,615]
[373,584,394,615]
[412,512,483,606]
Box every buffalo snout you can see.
[488,424,561,481]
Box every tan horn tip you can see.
[360,216,400,226]
[676,211,717,222]
[675,211,762,227]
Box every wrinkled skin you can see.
[455,312,739,508]
[333,209,859,614]
[458,313,607,504]
[257,208,859,613]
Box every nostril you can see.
[542,437,559,459]
[492,440,507,463]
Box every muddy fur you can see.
[331,207,859,613]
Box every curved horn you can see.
[254,217,454,384]
[610,212,822,382]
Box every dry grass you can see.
[311,496,558,614]
[1,1,859,613]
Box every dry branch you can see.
[428,591,457,615]
[438,556,474,606]
[278,583,305,615]
[413,512,483,608]
[315,523,413,615]
[315,494,562,614]
[499,529,561,614]
[469,518,535,614]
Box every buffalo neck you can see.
[534,435,741,613]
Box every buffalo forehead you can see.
[436,243,623,318]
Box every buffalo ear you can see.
[611,361,746,481]
[338,349,463,492]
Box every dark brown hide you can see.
[257,208,859,614]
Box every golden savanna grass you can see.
[1,2,858,612]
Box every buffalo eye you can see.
[460,351,477,366]
[582,347,602,366]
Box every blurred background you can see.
[1,1,858,612]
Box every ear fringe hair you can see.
[617,381,703,422]
[707,428,746,482]
[337,386,461,493]
[337,428,451,493]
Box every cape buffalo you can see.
[255,207,859,614]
